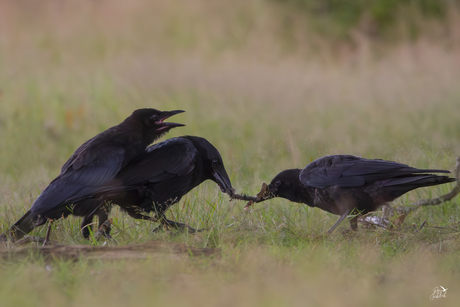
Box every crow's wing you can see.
[299,155,450,188]
[102,138,197,192]
[60,126,122,174]
[61,145,127,186]
[61,137,95,174]
[30,144,127,215]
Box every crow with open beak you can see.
[2,108,185,242]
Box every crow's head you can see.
[266,169,302,202]
[131,108,185,139]
[188,136,234,195]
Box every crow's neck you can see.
[292,184,315,206]
[118,120,156,148]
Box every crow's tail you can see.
[3,211,46,242]
[385,175,456,199]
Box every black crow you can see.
[78,136,244,238]
[3,108,185,241]
[250,155,455,233]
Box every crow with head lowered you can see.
[249,155,455,233]
[77,136,248,239]
[2,108,185,242]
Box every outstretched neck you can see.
[283,169,314,205]
[276,169,313,205]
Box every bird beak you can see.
[212,168,235,195]
[267,184,277,193]
[253,183,276,203]
[243,182,275,210]
[156,110,186,130]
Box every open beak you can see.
[212,168,235,195]
[156,110,185,130]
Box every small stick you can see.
[427,225,460,232]
[396,157,460,215]
[415,220,428,232]
[230,192,257,202]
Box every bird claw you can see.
[95,231,113,240]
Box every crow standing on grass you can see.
[1,108,185,242]
[76,136,245,238]
[250,155,455,233]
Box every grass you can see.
[272,0,454,40]
[1,1,460,306]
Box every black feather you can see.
[265,154,455,233]
[3,108,184,241]
[76,136,234,238]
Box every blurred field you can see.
[1,1,460,306]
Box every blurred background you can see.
[1,0,460,178]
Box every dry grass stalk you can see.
[395,157,460,215]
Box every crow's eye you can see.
[211,159,219,166]
[151,114,160,121]
[275,180,282,187]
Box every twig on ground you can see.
[13,236,58,246]
[415,220,428,232]
[395,157,460,215]
[426,225,460,232]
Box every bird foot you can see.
[93,219,113,240]
[94,231,113,240]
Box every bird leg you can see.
[123,206,205,234]
[327,209,352,234]
[124,207,159,222]
[42,219,54,246]
[80,215,95,239]
[349,215,358,231]
[81,205,112,239]
[96,207,112,238]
